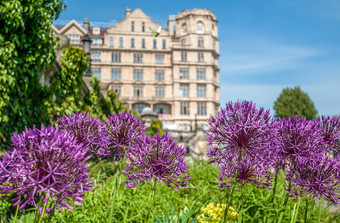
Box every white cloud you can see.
[220,39,319,75]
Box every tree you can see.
[273,86,318,120]
[0,0,65,148]
[49,45,90,122]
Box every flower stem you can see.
[13,200,20,223]
[108,176,118,223]
[222,169,238,223]
[304,196,309,223]
[271,168,280,203]
[317,198,322,223]
[290,197,301,223]
[33,197,43,223]
[277,181,292,223]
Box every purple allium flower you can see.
[286,155,340,204]
[0,125,92,211]
[103,112,146,160]
[315,116,340,152]
[275,116,325,165]
[206,100,276,165]
[58,112,109,157]
[216,154,272,190]
[122,134,191,191]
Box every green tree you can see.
[0,0,65,148]
[101,89,128,116]
[273,86,318,120]
[49,45,89,122]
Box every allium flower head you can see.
[103,112,146,160]
[58,112,109,157]
[216,154,271,190]
[286,155,340,204]
[206,100,275,164]
[0,125,92,212]
[316,116,340,152]
[122,134,191,191]
[275,116,325,164]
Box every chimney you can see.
[84,18,90,33]
[167,15,175,36]
[125,7,131,18]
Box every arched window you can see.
[196,21,204,33]
[182,23,187,34]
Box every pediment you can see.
[59,20,86,35]
[106,8,163,34]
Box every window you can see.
[198,37,204,48]
[197,124,209,130]
[91,52,101,61]
[181,52,187,62]
[111,68,121,80]
[92,68,101,79]
[180,67,189,79]
[92,38,102,45]
[155,54,164,64]
[156,104,167,114]
[131,21,135,32]
[181,39,186,45]
[131,38,135,48]
[133,69,143,81]
[135,103,146,113]
[111,85,121,97]
[197,68,206,79]
[155,69,164,81]
[197,102,207,115]
[162,39,166,49]
[133,53,143,63]
[198,53,204,62]
[133,87,143,98]
[119,37,123,48]
[180,102,190,115]
[142,39,145,48]
[93,27,100,35]
[112,52,121,62]
[182,23,187,34]
[142,22,145,32]
[179,124,191,131]
[155,87,165,98]
[109,37,113,47]
[197,84,206,97]
[197,21,204,33]
[153,39,157,49]
[67,35,80,44]
[180,84,189,97]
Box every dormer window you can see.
[182,23,187,34]
[196,21,204,33]
[93,27,100,35]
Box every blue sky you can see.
[55,0,340,117]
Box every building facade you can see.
[52,8,220,132]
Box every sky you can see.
[54,0,340,117]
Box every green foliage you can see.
[1,160,339,222]
[274,86,318,120]
[102,89,128,116]
[145,119,164,136]
[49,45,90,122]
[0,0,65,148]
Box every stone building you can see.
[52,7,220,134]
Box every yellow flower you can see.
[197,202,238,223]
